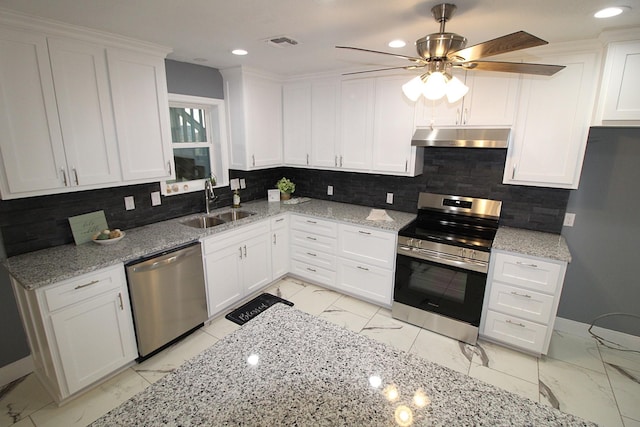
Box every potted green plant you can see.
[276,177,295,200]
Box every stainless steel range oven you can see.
[392,192,502,345]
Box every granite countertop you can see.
[91,304,595,427]
[493,226,572,263]
[5,199,415,290]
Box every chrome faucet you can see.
[204,179,218,214]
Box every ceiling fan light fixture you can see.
[445,75,469,103]
[402,74,427,101]
[423,71,448,100]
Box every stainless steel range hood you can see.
[411,127,511,148]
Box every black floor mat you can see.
[225,293,294,325]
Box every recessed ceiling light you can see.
[388,39,407,48]
[231,49,248,56]
[193,57,208,63]
[594,6,631,18]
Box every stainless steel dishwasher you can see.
[126,242,208,358]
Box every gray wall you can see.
[165,59,224,99]
[559,127,640,336]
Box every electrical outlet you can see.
[240,178,246,189]
[151,191,161,206]
[563,212,576,227]
[327,185,333,196]
[386,193,393,204]
[230,178,240,191]
[124,196,135,211]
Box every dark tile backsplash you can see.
[0,148,569,257]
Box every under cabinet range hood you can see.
[411,127,511,148]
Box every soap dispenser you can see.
[233,189,241,208]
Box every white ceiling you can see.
[1,0,639,77]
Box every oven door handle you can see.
[397,245,488,274]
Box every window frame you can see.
[161,94,229,196]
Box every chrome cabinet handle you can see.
[405,160,408,172]
[273,233,277,245]
[275,218,284,223]
[306,252,317,257]
[306,220,317,224]
[61,168,68,186]
[306,236,317,241]
[239,247,243,259]
[74,279,99,290]
[167,162,172,175]
[512,164,516,179]
[506,319,526,328]
[306,154,309,165]
[72,168,79,185]
[118,292,124,310]
[243,245,247,257]
[516,261,538,268]
[339,155,343,167]
[252,155,255,167]
[357,266,369,271]
[456,108,461,125]
[335,156,338,167]
[306,267,316,272]
[463,108,468,124]
[510,291,532,299]
[358,230,371,235]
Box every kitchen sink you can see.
[213,210,255,222]
[181,216,227,229]
[181,210,256,229]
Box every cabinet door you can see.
[600,41,640,121]
[49,287,137,394]
[372,76,416,174]
[339,79,374,170]
[244,75,283,168]
[271,216,290,279]
[504,52,598,188]
[0,28,66,195]
[283,82,311,166]
[242,232,273,294]
[107,48,174,181]
[311,79,339,168]
[462,71,519,126]
[204,244,243,317]
[48,38,121,186]
[336,258,393,306]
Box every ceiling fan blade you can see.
[448,31,548,62]
[342,65,423,76]
[336,46,426,64]
[460,60,565,76]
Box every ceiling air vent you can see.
[264,36,300,48]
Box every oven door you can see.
[394,250,487,327]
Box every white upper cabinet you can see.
[108,48,174,181]
[503,51,600,189]
[0,13,173,199]
[310,79,340,168]
[0,27,66,196]
[221,67,283,170]
[283,82,312,166]
[339,78,375,170]
[48,38,121,186]
[371,75,423,175]
[594,40,640,125]
[415,70,520,127]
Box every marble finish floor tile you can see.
[29,368,149,427]
[318,306,370,333]
[599,344,640,373]
[547,331,605,373]
[605,363,640,421]
[330,294,380,320]
[623,417,640,427]
[133,330,218,384]
[7,419,33,427]
[285,283,341,316]
[409,328,473,375]
[264,277,307,300]
[539,356,623,427]
[0,374,51,427]
[360,311,421,353]
[469,363,540,402]
[202,315,241,340]
[473,339,539,384]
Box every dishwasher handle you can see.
[128,243,201,273]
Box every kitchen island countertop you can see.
[5,199,415,290]
[493,226,572,263]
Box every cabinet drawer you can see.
[290,214,337,237]
[338,224,396,269]
[488,282,555,324]
[491,252,564,294]
[337,258,393,306]
[202,220,269,255]
[290,259,336,287]
[291,244,336,270]
[43,265,124,312]
[482,310,548,354]
[291,229,337,253]
[270,214,289,230]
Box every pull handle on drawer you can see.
[510,291,532,299]
[74,280,100,290]
[506,319,526,328]
[358,230,371,235]
[516,261,538,268]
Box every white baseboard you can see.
[0,355,33,388]
[554,317,640,351]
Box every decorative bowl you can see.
[92,231,125,245]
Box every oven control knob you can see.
[416,240,422,248]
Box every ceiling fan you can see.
[336,3,565,102]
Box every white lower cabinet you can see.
[11,264,137,402]
[289,214,337,287]
[270,214,290,280]
[202,220,272,317]
[480,250,567,355]
[336,224,397,306]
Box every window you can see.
[162,94,229,195]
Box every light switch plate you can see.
[124,196,135,211]
[563,212,576,227]
[327,185,333,196]
[151,191,161,206]
[240,178,246,189]
[386,193,393,204]
[230,178,240,190]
